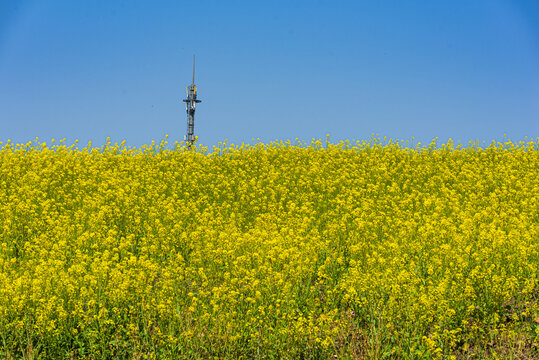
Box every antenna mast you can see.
[183,55,201,149]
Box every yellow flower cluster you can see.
[0,136,537,358]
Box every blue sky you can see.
[1,0,538,148]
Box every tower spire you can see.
[192,55,195,85]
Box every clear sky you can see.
[1,0,538,148]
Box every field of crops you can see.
[0,137,538,359]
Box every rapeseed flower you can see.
[0,137,537,358]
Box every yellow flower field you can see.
[0,137,538,359]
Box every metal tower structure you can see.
[183,55,201,149]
